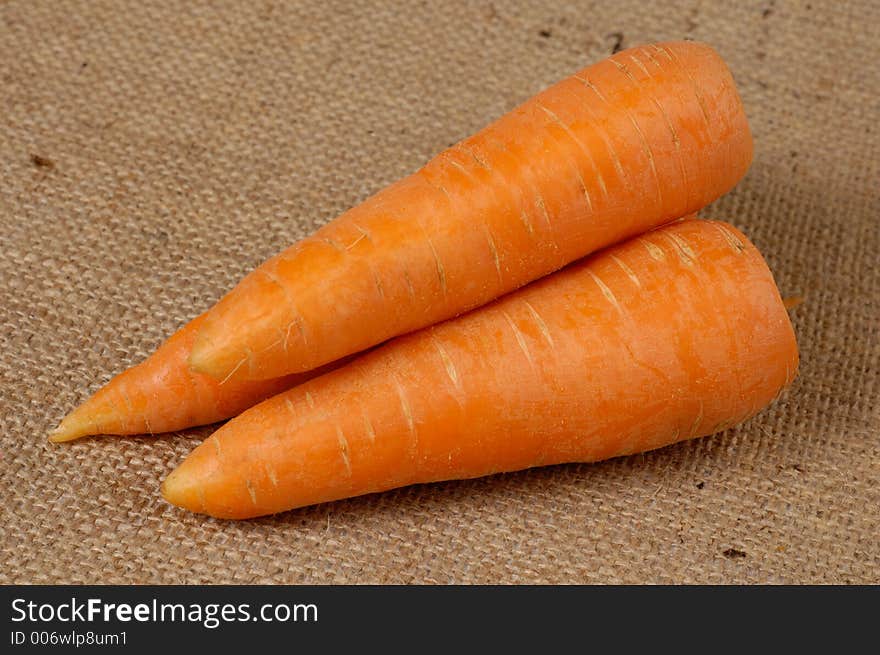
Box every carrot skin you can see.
[163,219,797,519]
[48,314,331,442]
[189,41,753,382]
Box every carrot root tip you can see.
[47,415,91,443]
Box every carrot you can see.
[162,219,798,519]
[49,211,692,442]
[48,314,336,442]
[188,41,753,383]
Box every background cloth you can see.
[1,0,877,583]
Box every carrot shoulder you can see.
[188,40,753,382]
[162,219,798,519]
[48,314,319,442]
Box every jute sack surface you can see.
[1,0,877,583]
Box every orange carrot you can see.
[162,219,798,519]
[188,41,753,383]
[50,211,692,442]
[48,314,335,442]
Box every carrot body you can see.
[162,220,798,519]
[49,314,322,442]
[189,41,753,382]
[49,212,690,442]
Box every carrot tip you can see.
[47,415,91,443]
[47,430,71,443]
[160,474,175,503]
[161,467,195,512]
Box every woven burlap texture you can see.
[1,0,878,584]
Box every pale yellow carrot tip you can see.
[160,468,194,511]
[47,400,106,443]
[48,413,93,443]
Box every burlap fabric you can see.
[1,0,877,584]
